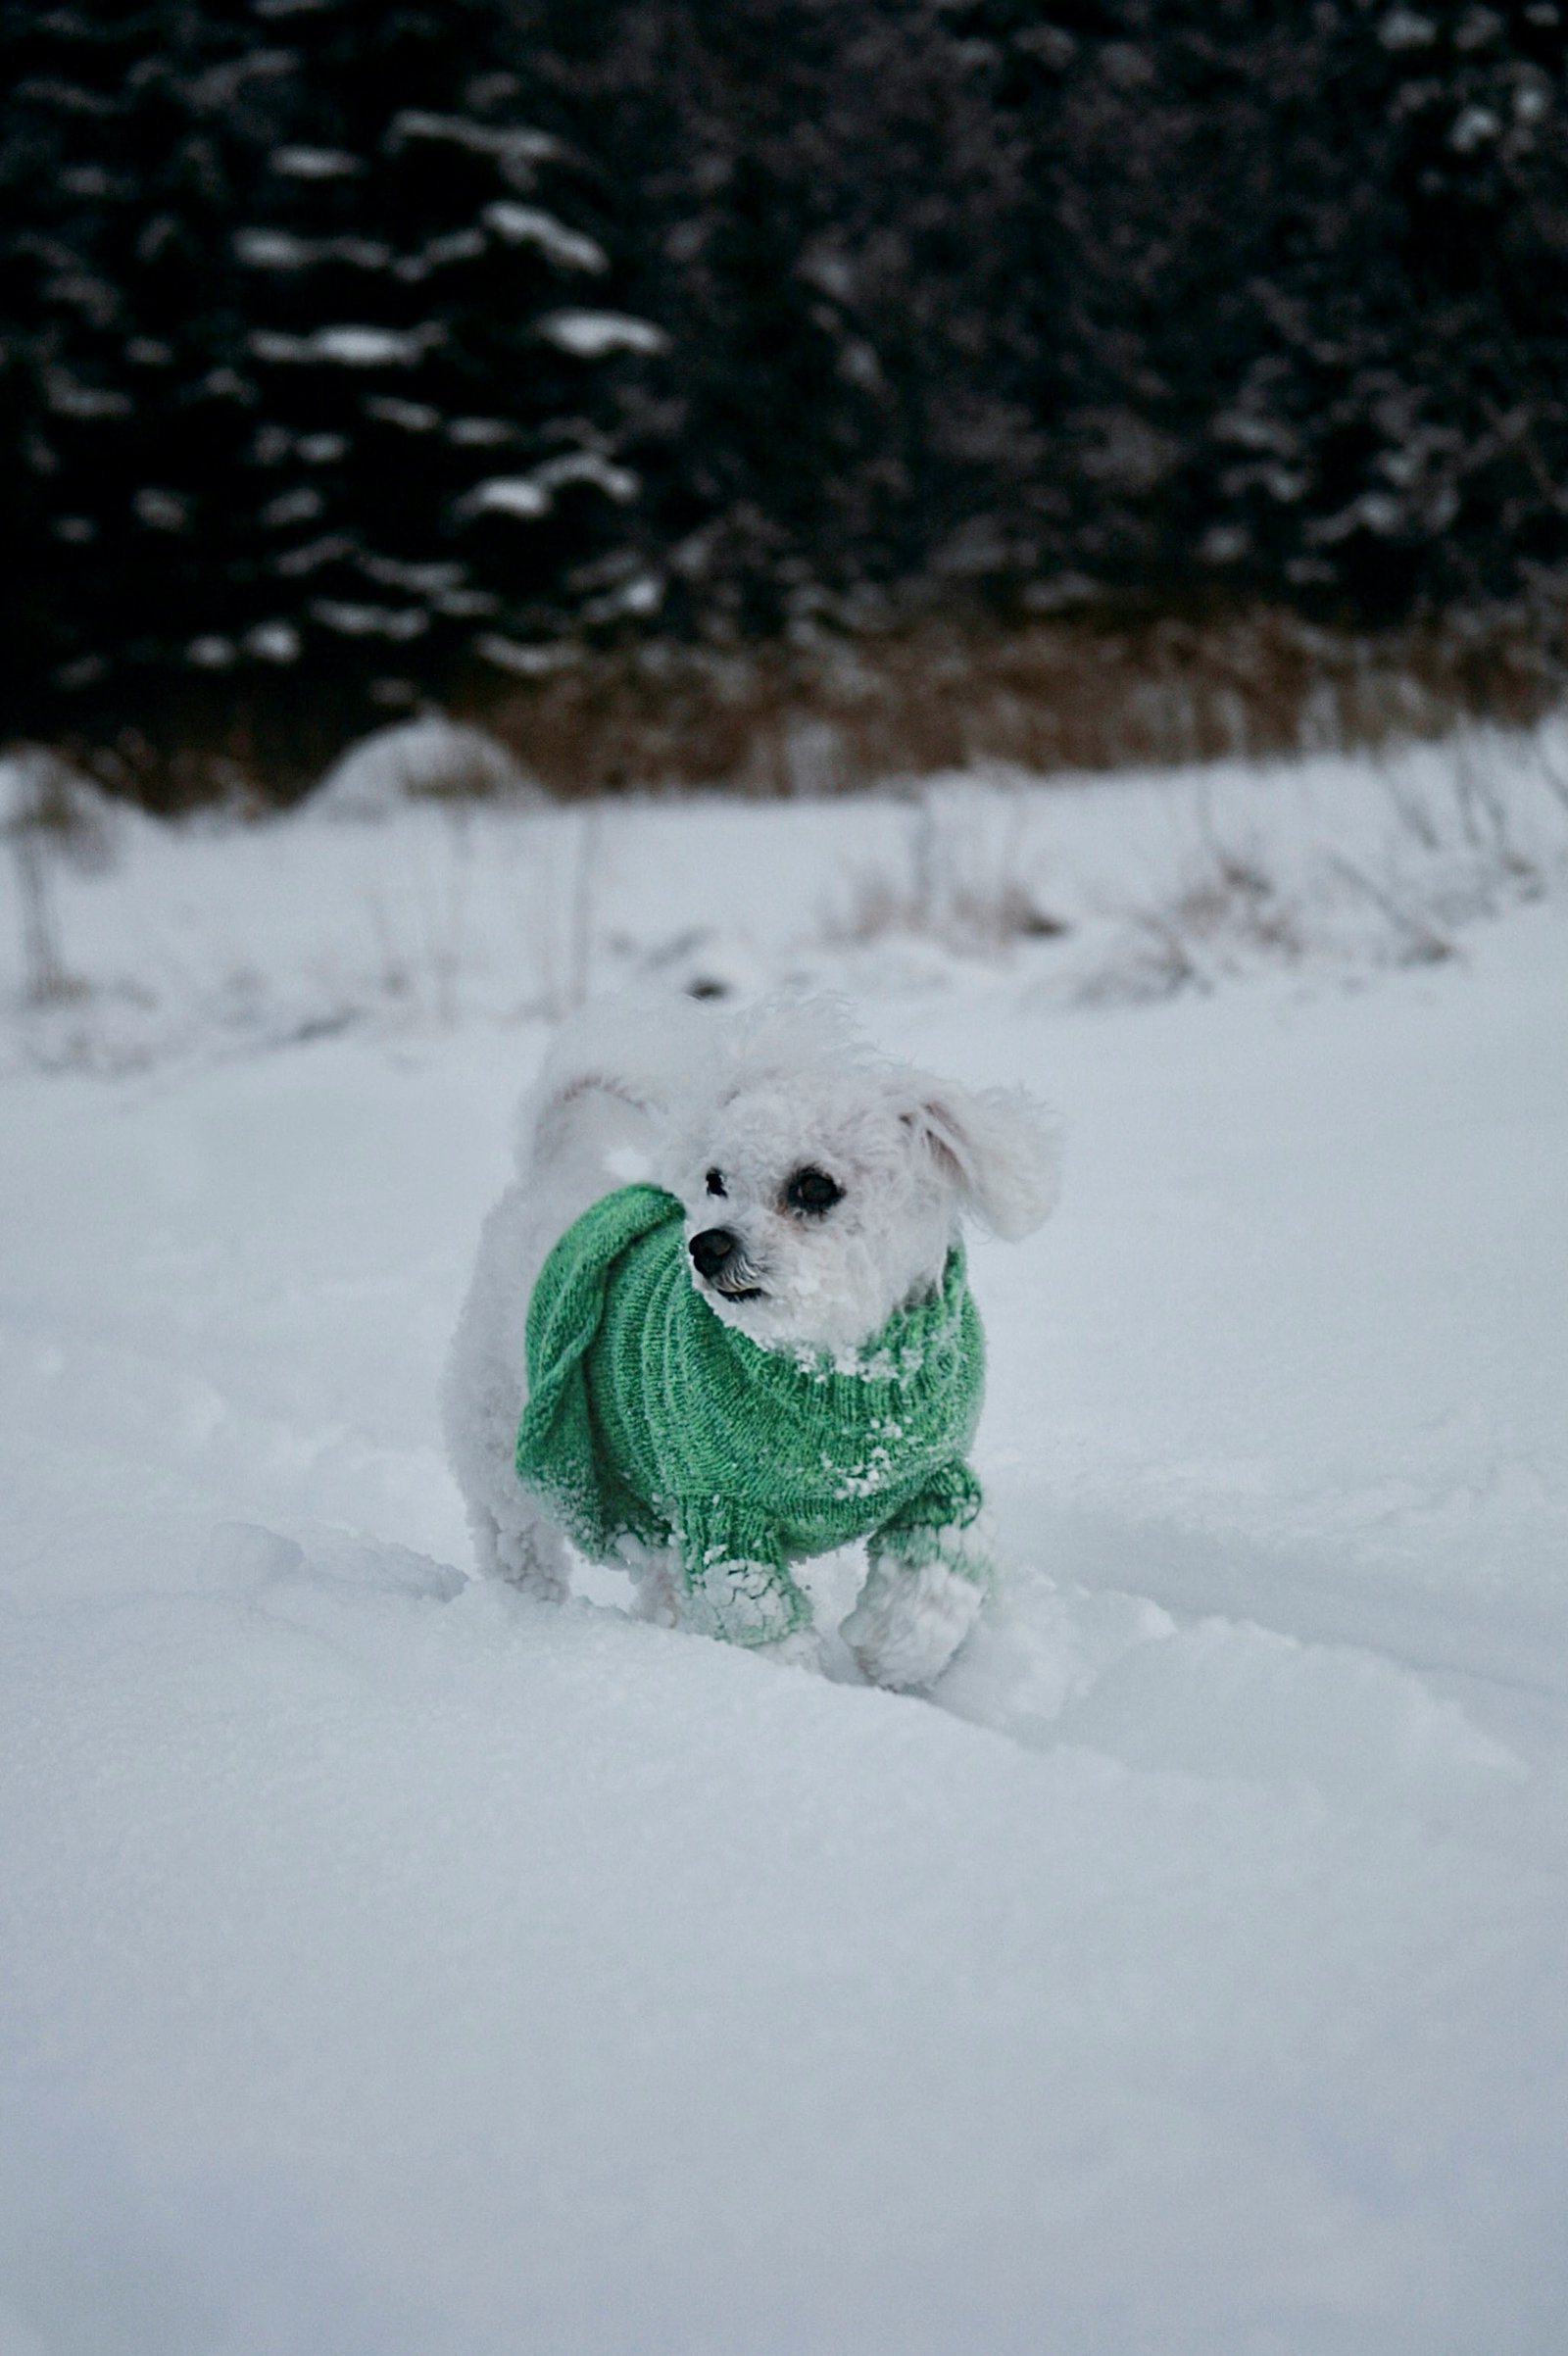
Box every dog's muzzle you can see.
[689,1227,764,1301]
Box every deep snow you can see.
[2,742,1567,2354]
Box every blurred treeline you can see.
[3,0,1567,794]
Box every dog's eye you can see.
[705,1168,726,1198]
[784,1166,843,1215]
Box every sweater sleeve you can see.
[671,1496,812,1646]
[868,1458,990,1586]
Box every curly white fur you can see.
[442,991,1059,1687]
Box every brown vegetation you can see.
[36,602,1568,812]
[472,608,1567,800]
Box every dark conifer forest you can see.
[3,0,1567,777]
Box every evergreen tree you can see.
[0,2,275,710]
[226,0,665,699]
[525,0,1053,629]
[6,0,1568,751]
[0,0,660,732]
[1013,0,1568,619]
[1255,0,1568,618]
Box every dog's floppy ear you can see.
[905,1081,1060,1239]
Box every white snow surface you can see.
[459,475,552,520]
[481,202,608,273]
[538,308,670,357]
[311,719,537,819]
[248,324,442,368]
[2,730,1567,2352]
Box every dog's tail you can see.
[516,991,723,1191]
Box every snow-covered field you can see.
[8,716,1568,1073]
[3,729,1567,2354]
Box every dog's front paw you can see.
[492,1516,569,1602]
[843,1557,985,1691]
[625,1549,681,1627]
[753,1625,827,1675]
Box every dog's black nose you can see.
[689,1227,739,1279]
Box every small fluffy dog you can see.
[443,995,1057,1688]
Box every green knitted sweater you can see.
[514,1184,987,1644]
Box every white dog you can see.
[443,994,1057,1688]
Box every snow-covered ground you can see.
[6,716,1568,1073]
[2,730,1567,2353]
